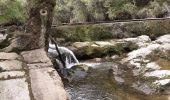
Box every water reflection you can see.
[65,62,169,100]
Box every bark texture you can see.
[1,0,56,52]
[25,0,56,50]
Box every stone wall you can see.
[51,19,170,43]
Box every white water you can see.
[48,43,79,68]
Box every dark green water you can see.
[64,62,169,100]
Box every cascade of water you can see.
[48,43,79,68]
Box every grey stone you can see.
[0,52,19,60]
[0,60,23,71]
[0,78,30,100]
[21,48,51,64]
[29,67,67,100]
[27,61,53,69]
[0,71,25,79]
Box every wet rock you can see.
[0,60,23,71]
[29,67,67,100]
[0,52,20,60]
[0,78,30,100]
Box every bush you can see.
[0,0,26,24]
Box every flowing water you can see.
[48,44,170,100]
[48,43,79,68]
[64,62,170,100]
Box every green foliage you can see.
[56,24,113,42]
[1,0,170,24]
[0,0,26,24]
[87,0,106,21]
[54,0,170,22]
[72,0,88,22]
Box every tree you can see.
[2,0,56,52]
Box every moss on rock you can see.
[52,19,170,42]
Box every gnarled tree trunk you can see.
[25,0,56,50]
[1,0,56,52]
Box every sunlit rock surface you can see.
[114,34,170,94]
[0,49,67,100]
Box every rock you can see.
[114,76,125,84]
[144,70,170,79]
[154,79,170,86]
[71,39,138,59]
[156,35,170,44]
[0,33,7,43]
[27,62,53,69]
[122,35,151,48]
[0,60,23,71]
[111,55,119,60]
[124,44,161,61]
[72,42,90,48]
[95,41,114,47]
[0,52,20,60]
[71,41,115,58]
[21,48,51,64]
[132,82,156,95]
[94,58,102,62]
[118,35,170,94]
[145,62,161,70]
[0,71,25,79]
[0,78,30,100]
[29,67,67,100]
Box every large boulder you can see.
[112,34,170,95]
[69,35,151,59]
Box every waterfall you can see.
[48,43,79,69]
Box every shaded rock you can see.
[0,78,30,100]
[0,52,19,60]
[0,60,23,71]
[0,71,25,79]
[29,67,67,100]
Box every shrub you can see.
[0,0,26,24]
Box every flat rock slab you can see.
[0,52,19,60]
[21,48,51,64]
[0,78,30,100]
[0,71,25,79]
[29,67,67,100]
[27,61,53,69]
[0,60,23,71]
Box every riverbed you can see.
[64,61,170,100]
